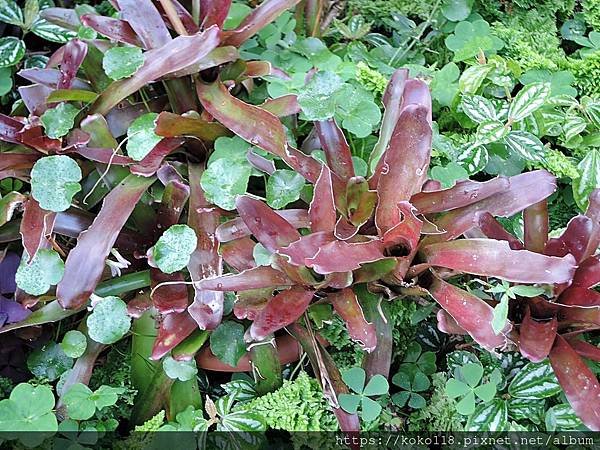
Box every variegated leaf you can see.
[456,143,489,175]
[507,360,561,399]
[545,403,584,431]
[459,64,492,94]
[0,37,25,68]
[504,130,546,162]
[0,0,23,26]
[466,399,508,431]
[573,149,600,211]
[31,18,77,43]
[563,113,587,142]
[461,95,497,122]
[508,82,551,122]
[476,120,509,145]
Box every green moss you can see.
[318,315,364,370]
[548,196,579,231]
[388,297,418,362]
[567,51,600,97]
[407,373,464,431]
[240,372,338,432]
[346,0,435,22]
[583,0,600,31]
[356,62,388,96]
[115,411,166,450]
[534,148,579,180]
[0,376,13,399]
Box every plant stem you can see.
[159,0,188,36]
[192,0,200,26]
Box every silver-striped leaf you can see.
[507,360,561,399]
[466,399,508,431]
[461,95,497,122]
[0,0,23,26]
[475,120,509,145]
[508,82,551,122]
[573,149,600,211]
[459,64,492,94]
[504,130,546,162]
[0,37,25,68]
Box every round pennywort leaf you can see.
[87,296,131,344]
[60,330,87,358]
[30,155,82,212]
[103,46,144,80]
[27,342,73,381]
[15,248,65,296]
[126,113,162,161]
[151,224,197,274]
[40,102,79,139]
[163,356,198,381]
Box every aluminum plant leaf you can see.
[56,175,154,309]
[549,336,600,431]
[519,307,557,363]
[421,239,577,284]
[328,288,376,352]
[215,209,310,242]
[90,26,220,115]
[375,105,432,235]
[196,266,292,291]
[223,0,302,48]
[199,0,233,29]
[427,274,508,351]
[249,287,314,341]
[80,15,144,47]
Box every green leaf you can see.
[461,95,496,122]
[92,385,123,409]
[0,67,13,96]
[31,18,77,43]
[15,248,65,296]
[126,113,162,161]
[476,120,509,145]
[27,341,73,381]
[459,64,493,94]
[297,71,344,121]
[210,321,247,368]
[362,374,389,396]
[466,399,508,431]
[86,296,131,344]
[461,363,484,387]
[573,149,600,211]
[504,131,546,162]
[545,403,583,431]
[30,155,82,212]
[0,37,24,68]
[151,224,198,274]
[456,143,488,174]
[412,371,430,392]
[342,367,366,394]
[508,82,551,122]
[508,397,545,424]
[23,0,39,30]
[201,158,251,210]
[430,62,460,107]
[0,0,24,26]
[508,360,561,399]
[441,0,473,21]
[491,295,509,335]
[445,21,503,62]
[408,392,426,409]
[60,330,87,358]
[40,102,79,139]
[252,243,272,266]
[563,113,587,142]
[219,409,266,432]
[445,378,469,398]
[63,383,96,420]
[266,169,305,209]
[510,285,546,297]
[163,356,198,381]
[456,390,476,415]
[473,382,496,402]
[430,162,469,188]
[391,391,410,407]
[335,84,381,137]
[103,46,144,81]
[360,396,382,422]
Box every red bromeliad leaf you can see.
[154,112,230,141]
[519,306,557,363]
[523,200,548,253]
[57,175,154,309]
[411,177,510,214]
[0,115,25,144]
[220,238,256,272]
[368,68,408,173]
[223,0,301,48]
[436,309,468,335]
[422,170,557,244]
[117,0,171,48]
[544,215,594,263]
[476,212,524,250]
[427,274,508,351]
[559,287,600,306]
[375,105,432,235]
[197,266,292,291]
[187,164,223,330]
[247,150,276,174]
[216,209,309,242]
[58,39,88,90]
[260,95,300,117]
[328,288,376,352]
[559,305,600,326]
[421,239,577,284]
[381,201,422,252]
[73,147,132,166]
[151,311,198,360]
[584,189,600,261]
[315,119,355,181]
[0,153,39,173]
[572,255,600,288]
[278,231,334,266]
[353,259,396,283]
[283,145,322,183]
[81,15,144,47]
[234,289,271,320]
[154,0,199,35]
[236,196,300,252]
[401,79,432,119]
[200,0,233,29]
[19,85,51,116]
[18,68,93,91]
[39,7,80,30]
[310,165,336,233]
[334,216,359,240]
[549,336,600,431]
[248,286,314,341]
[567,339,600,362]
[305,239,385,274]
[91,27,220,115]
[19,199,56,263]
[129,138,185,177]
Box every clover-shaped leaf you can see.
[335,84,381,137]
[126,113,162,161]
[0,383,57,446]
[339,367,389,422]
[30,155,82,212]
[15,248,65,296]
[266,169,305,209]
[87,296,131,344]
[150,224,197,274]
[27,341,73,381]
[444,20,504,62]
[102,46,144,80]
[163,356,198,382]
[445,362,498,415]
[40,102,79,139]
[391,368,430,409]
[399,342,437,376]
[60,330,87,358]
[63,383,123,420]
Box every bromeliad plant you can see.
[0,0,599,437]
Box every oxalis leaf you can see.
[150,224,197,274]
[63,383,123,420]
[0,383,57,446]
[30,155,82,212]
[60,330,87,358]
[40,102,79,139]
[86,296,131,344]
[15,248,64,296]
[163,356,198,381]
[102,46,144,81]
[266,169,305,209]
[126,113,162,161]
[0,37,25,68]
[210,321,246,368]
